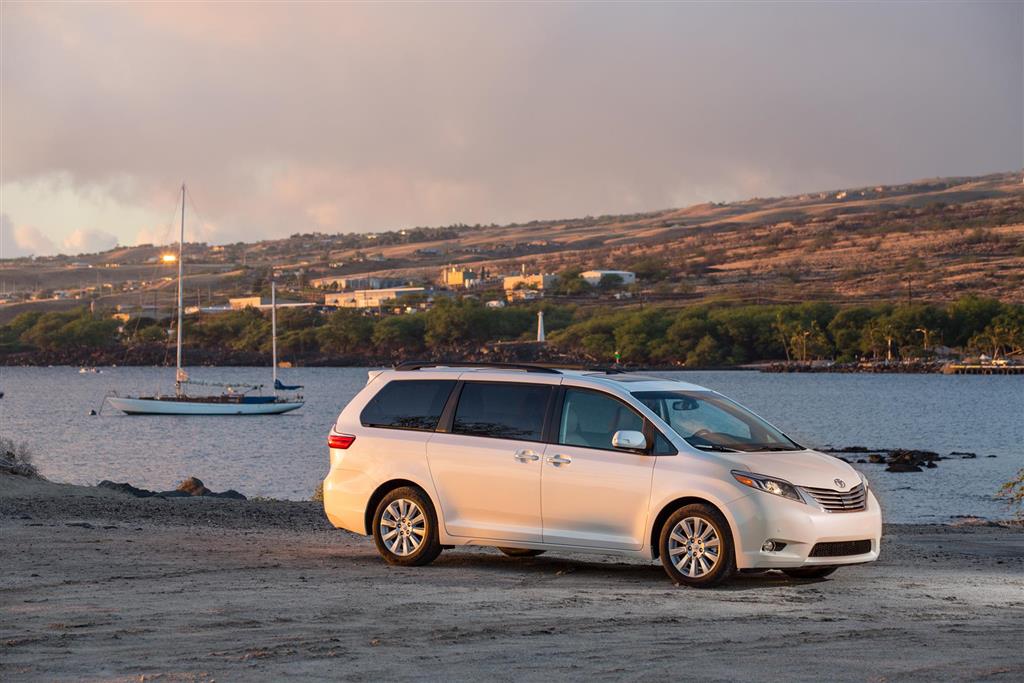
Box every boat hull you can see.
[107,396,304,415]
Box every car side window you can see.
[652,430,677,455]
[360,380,456,431]
[559,388,645,450]
[452,382,552,442]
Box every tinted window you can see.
[452,382,552,441]
[559,388,644,450]
[360,380,456,431]
[652,430,677,455]
[633,390,799,452]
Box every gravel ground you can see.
[2,475,1023,682]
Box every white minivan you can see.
[323,362,881,587]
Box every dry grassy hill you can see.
[1,170,1021,323]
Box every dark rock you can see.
[925,461,938,468]
[986,455,997,458]
[66,522,94,529]
[208,489,246,500]
[888,449,941,466]
[856,459,867,463]
[100,477,245,500]
[98,480,156,498]
[886,463,923,473]
[950,451,976,458]
[868,454,886,464]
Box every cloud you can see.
[60,228,118,254]
[1,2,1021,252]
[0,215,57,258]
[0,216,117,258]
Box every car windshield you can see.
[632,391,801,452]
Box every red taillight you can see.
[327,433,356,449]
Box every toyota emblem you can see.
[834,478,846,488]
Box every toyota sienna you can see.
[323,362,881,587]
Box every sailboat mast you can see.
[271,280,278,390]
[175,183,185,396]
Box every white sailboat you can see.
[107,184,304,416]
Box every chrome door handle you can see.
[513,450,540,462]
[546,454,572,466]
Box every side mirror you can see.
[612,430,648,450]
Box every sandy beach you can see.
[2,475,1022,682]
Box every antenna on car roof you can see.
[393,361,562,374]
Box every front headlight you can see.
[857,470,870,490]
[732,470,804,503]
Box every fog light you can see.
[762,540,777,552]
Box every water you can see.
[1,367,1020,523]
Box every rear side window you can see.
[360,380,456,431]
[452,382,552,442]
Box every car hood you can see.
[712,448,861,491]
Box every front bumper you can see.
[729,488,883,569]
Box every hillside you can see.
[1,170,1021,324]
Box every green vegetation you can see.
[1,296,1021,367]
[0,309,120,353]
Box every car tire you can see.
[782,566,838,579]
[372,486,442,567]
[498,547,546,558]
[659,503,736,587]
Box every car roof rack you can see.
[393,361,563,374]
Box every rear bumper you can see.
[322,460,375,535]
[730,489,883,569]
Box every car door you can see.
[541,386,656,550]
[426,379,556,542]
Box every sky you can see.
[1,1,1022,258]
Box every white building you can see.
[580,270,636,286]
[325,287,425,309]
[310,275,392,290]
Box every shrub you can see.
[0,435,41,478]
[997,469,1024,520]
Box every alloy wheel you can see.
[379,498,426,556]
[667,516,721,578]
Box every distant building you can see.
[310,275,397,290]
[441,266,487,289]
[507,288,542,301]
[184,305,233,315]
[229,296,312,311]
[580,270,636,286]
[325,287,425,309]
[229,296,263,310]
[502,273,556,292]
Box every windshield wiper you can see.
[690,443,741,453]
[753,446,801,452]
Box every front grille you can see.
[802,483,867,512]
[809,540,872,557]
